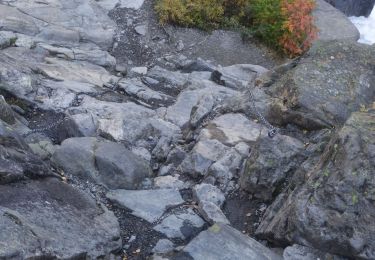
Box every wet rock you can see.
[240,134,305,201]
[0,178,121,259]
[314,0,360,41]
[283,244,347,260]
[256,111,375,259]
[198,201,230,225]
[52,137,151,189]
[193,183,225,207]
[324,0,375,17]
[176,223,282,260]
[153,208,205,240]
[267,40,375,130]
[107,189,184,223]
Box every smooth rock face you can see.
[0,178,121,259]
[153,208,205,240]
[106,189,184,223]
[314,0,360,41]
[267,40,375,130]
[256,111,375,259]
[178,223,282,260]
[325,0,375,17]
[52,137,151,189]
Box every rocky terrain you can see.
[0,0,374,259]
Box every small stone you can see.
[135,25,147,36]
[130,66,148,76]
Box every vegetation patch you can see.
[155,0,317,56]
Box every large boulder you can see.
[256,111,375,259]
[266,40,375,130]
[314,0,360,42]
[52,137,152,189]
[325,0,375,17]
[0,178,121,259]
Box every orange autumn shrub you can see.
[279,0,318,56]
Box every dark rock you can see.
[266,40,375,130]
[0,120,52,184]
[256,111,375,259]
[52,137,152,189]
[240,134,305,201]
[0,178,121,259]
[325,0,375,17]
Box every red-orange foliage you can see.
[279,0,318,56]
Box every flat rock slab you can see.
[178,223,282,260]
[153,208,205,240]
[107,189,184,223]
[0,178,121,259]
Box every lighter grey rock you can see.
[200,113,262,146]
[52,137,151,189]
[180,139,229,177]
[152,239,174,254]
[193,183,225,207]
[181,223,282,260]
[198,201,230,225]
[153,175,187,190]
[106,189,184,223]
[130,66,148,75]
[153,208,205,239]
[134,25,147,36]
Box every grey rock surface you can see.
[52,137,151,189]
[256,111,375,259]
[177,223,282,260]
[107,189,184,223]
[0,178,121,259]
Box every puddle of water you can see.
[349,5,375,45]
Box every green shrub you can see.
[155,0,224,30]
[155,0,317,56]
